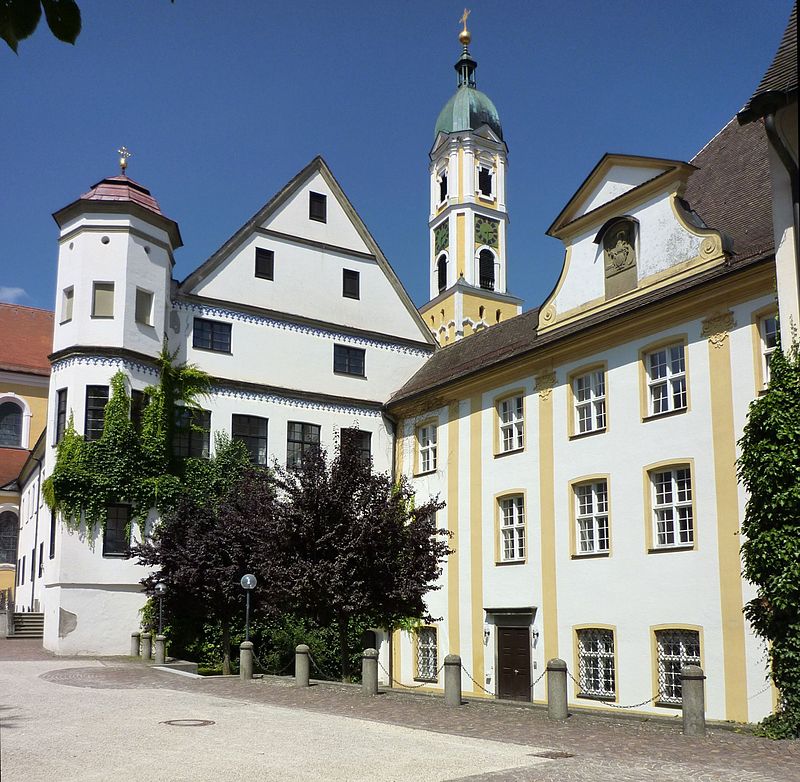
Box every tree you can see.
[134,437,266,675]
[267,434,450,680]
[738,342,800,739]
[1,0,81,53]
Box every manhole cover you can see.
[161,719,215,727]
[529,751,575,759]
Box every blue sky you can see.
[0,0,793,314]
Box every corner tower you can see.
[420,17,522,345]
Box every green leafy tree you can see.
[738,342,800,739]
[1,0,81,53]
[267,435,450,680]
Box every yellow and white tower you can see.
[420,16,522,345]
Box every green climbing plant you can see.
[738,339,800,740]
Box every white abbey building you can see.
[13,15,797,726]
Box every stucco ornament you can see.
[603,221,636,276]
[701,311,736,349]
[535,371,557,400]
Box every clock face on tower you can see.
[475,216,499,249]
[434,222,449,254]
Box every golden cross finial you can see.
[459,8,471,45]
[118,146,131,175]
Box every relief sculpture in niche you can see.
[603,219,637,299]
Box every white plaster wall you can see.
[580,164,667,216]
[552,188,704,316]
[172,303,429,403]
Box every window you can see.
[341,428,371,466]
[255,247,274,280]
[55,389,68,443]
[333,344,365,376]
[342,269,360,299]
[436,254,447,293]
[287,422,320,468]
[477,165,493,197]
[655,629,701,706]
[417,423,437,473]
[38,542,44,577]
[760,315,778,385]
[84,385,109,442]
[193,318,232,353]
[173,408,211,458]
[135,288,153,325]
[21,555,25,585]
[572,370,606,434]
[91,282,115,318]
[574,481,609,555]
[232,415,268,465]
[645,343,686,415]
[499,496,525,562]
[61,286,74,323]
[438,170,448,203]
[0,510,17,565]
[651,466,693,548]
[49,510,56,559]
[576,628,615,699]
[478,249,495,290]
[130,389,147,433]
[498,395,524,452]
[309,191,327,222]
[0,401,23,447]
[30,547,35,580]
[415,626,438,681]
[103,504,130,557]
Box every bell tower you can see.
[420,15,522,345]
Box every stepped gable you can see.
[391,116,774,406]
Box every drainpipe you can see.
[764,112,800,301]
[29,456,43,612]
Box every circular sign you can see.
[154,582,168,596]
[240,573,257,590]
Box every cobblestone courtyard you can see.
[1,640,798,781]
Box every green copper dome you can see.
[434,86,503,140]
[434,44,503,140]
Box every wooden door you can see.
[497,627,531,701]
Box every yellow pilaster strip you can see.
[537,373,559,666]
[703,312,748,722]
[456,213,465,279]
[447,401,461,657]
[469,393,485,692]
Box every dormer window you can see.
[477,165,493,198]
[438,170,448,204]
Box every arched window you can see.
[479,249,495,291]
[437,254,448,293]
[0,510,18,564]
[0,402,22,447]
[438,171,448,203]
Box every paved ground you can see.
[1,639,798,781]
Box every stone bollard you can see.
[140,631,152,660]
[295,644,310,687]
[681,664,706,737]
[546,658,569,720]
[130,631,141,657]
[240,641,254,680]
[362,648,379,696]
[444,654,462,707]
[154,635,167,665]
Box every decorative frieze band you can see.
[173,300,431,357]
[51,355,159,377]
[211,384,382,418]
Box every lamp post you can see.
[240,573,257,642]
[154,581,167,636]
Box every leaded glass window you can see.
[102,504,130,557]
[646,343,686,415]
[84,386,109,442]
[0,510,17,565]
[287,422,320,469]
[232,415,268,465]
[498,395,524,452]
[415,627,438,681]
[656,629,700,705]
[577,628,615,698]
[173,408,211,458]
[0,401,23,447]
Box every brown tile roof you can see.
[389,115,774,406]
[738,2,798,122]
[0,304,53,376]
[0,448,29,490]
[81,175,164,216]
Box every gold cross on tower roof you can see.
[118,146,131,175]
[459,8,471,46]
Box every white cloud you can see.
[0,286,28,304]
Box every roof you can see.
[738,2,798,122]
[0,304,53,376]
[389,115,774,407]
[80,175,165,215]
[0,448,29,490]
[434,86,503,141]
